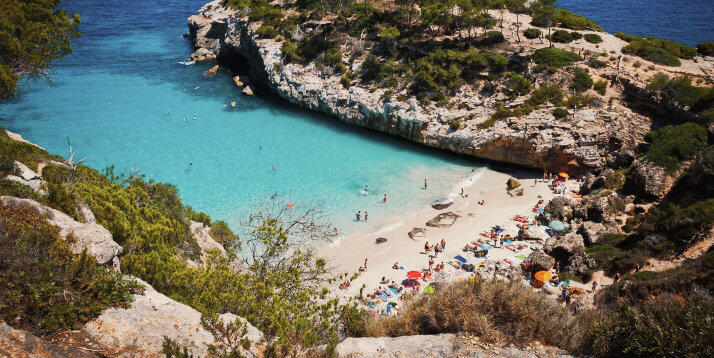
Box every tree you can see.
[506,0,528,42]
[532,0,557,47]
[0,0,80,99]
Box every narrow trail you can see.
[644,228,714,272]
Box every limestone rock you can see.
[242,85,254,96]
[0,196,122,265]
[190,47,216,62]
[630,159,669,199]
[408,227,427,239]
[579,174,595,195]
[565,252,596,277]
[544,232,585,262]
[189,220,227,264]
[233,75,250,88]
[578,221,618,246]
[545,196,572,220]
[426,212,460,227]
[335,333,574,357]
[431,198,453,210]
[5,161,44,193]
[506,177,521,190]
[524,249,555,272]
[375,237,387,244]
[83,276,261,358]
[519,226,547,241]
[204,65,219,76]
[0,322,95,358]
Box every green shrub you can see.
[449,118,462,131]
[614,32,644,42]
[210,221,238,250]
[593,79,608,95]
[0,155,17,176]
[570,69,593,92]
[531,9,603,31]
[532,47,580,68]
[256,24,278,39]
[0,205,137,334]
[584,33,602,44]
[480,31,506,45]
[508,74,532,96]
[552,107,569,119]
[527,85,564,106]
[644,123,708,173]
[565,93,593,108]
[340,75,352,88]
[622,42,681,66]
[0,178,40,200]
[550,30,576,43]
[646,74,714,114]
[523,28,541,39]
[697,41,714,56]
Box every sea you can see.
[1,0,711,233]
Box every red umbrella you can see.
[407,271,421,280]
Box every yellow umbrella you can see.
[534,271,553,282]
[558,172,570,178]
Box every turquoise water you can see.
[0,0,479,233]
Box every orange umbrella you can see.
[407,271,421,280]
[558,172,569,178]
[534,271,553,282]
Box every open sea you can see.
[1,0,710,233]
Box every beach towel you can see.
[389,287,400,295]
[455,255,467,263]
[503,240,514,245]
[517,254,527,260]
[480,243,493,250]
[378,292,391,301]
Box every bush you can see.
[508,74,532,96]
[570,69,593,92]
[0,178,40,200]
[622,42,681,66]
[552,107,569,118]
[527,85,564,106]
[480,31,505,45]
[565,93,593,108]
[646,74,714,114]
[256,24,278,39]
[697,41,714,56]
[644,123,708,172]
[614,32,643,42]
[584,33,602,44]
[532,47,581,68]
[550,30,576,43]
[0,205,136,334]
[209,221,238,250]
[0,155,17,176]
[449,118,462,131]
[523,28,541,39]
[593,79,608,95]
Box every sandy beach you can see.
[320,166,579,306]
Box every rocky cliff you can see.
[183,0,714,174]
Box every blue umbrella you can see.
[549,220,567,231]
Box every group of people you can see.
[423,239,447,257]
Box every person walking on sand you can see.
[424,179,428,189]
[356,211,361,221]
[460,188,464,196]
[424,241,430,254]
[440,239,446,250]
[364,212,368,221]
[383,194,387,203]
[363,258,368,271]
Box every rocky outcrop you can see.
[545,196,572,221]
[189,220,227,262]
[0,196,122,265]
[544,233,585,263]
[0,322,96,358]
[187,1,651,173]
[519,226,548,241]
[83,276,261,358]
[524,250,555,272]
[426,212,460,227]
[5,161,44,193]
[578,221,618,246]
[629,159,670,199]
[335,334,573,357]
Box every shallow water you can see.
[0,0,480,233]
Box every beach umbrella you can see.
[558,172,569,178]
[549,220,567,231]
[407,271,421,280]
[423,285,435,294]
[534,271,553,282]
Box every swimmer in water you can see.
[365,185,369,192]
[271,165,275,170]
[383,194,387,203]
[193,115,197,120]
[189,163,193,167]
[183,117,187,122]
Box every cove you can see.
[0,0,480,233]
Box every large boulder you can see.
[506,177,521,190]
[0,196,122,265]
[577,222,618,246]
[564,252,596,277]
[83,277,261,358]
[579,174,595,195]
[426,212,460,228]
[524,250,556,272]
[629,159,669,199]
[335,333,573,357]
[518,226,548,241]
[544,232,585,262]
[5,161,44,193]
[545,196,572,220]
[586,196,610,223]
[190,47,216,62]
[0,322,96,358]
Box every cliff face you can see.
[187,1,659,174]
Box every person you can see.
[365,185,369,192]
[424,241,430,253]
[193,115,197,120]
[383,194,387,203]
[249,214,253,222]
[271,165,275,170]
[424,178,428,189]
[554,261,560,273]
[381,276,387,284]
[460,188,464,196]
[591,280,598,292]
[189,162,193,167]
[386,302,393,314]
[614,272,621,282]
[428,258,434,269]
[356,211,361,221]
[364,211,368,221]
[392,262,400,270]
[363,258,368,270]
[440,239,446,250]
[333,227,338,235]
[534,179,537,187]
[543,171,547,181]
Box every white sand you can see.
[320,166,582,305]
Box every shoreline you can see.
[319,165,564,303]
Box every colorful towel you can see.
[389,287,400,295]
[503,240,514,245]
[480,244,493,250]
[517,254,527,260]
[455,255,467,263]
